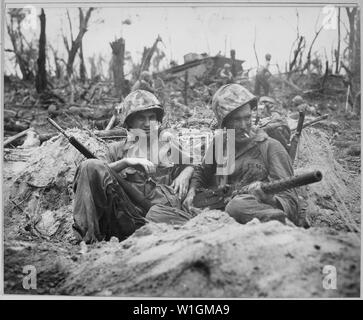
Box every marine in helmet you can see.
[73,90,195,244]
[184,84,298,225]
[254,53,272,96]
[131,70,155,93]
[292,95,317,115]
[219,63,233,84]
[256,96,291,152]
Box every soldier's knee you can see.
[80,159,104,171]
[225,198,242,220]
[78,159,107,182]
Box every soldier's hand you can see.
[124,158,156,175]
[171,167,194,199]
[247,181,277,207]
[182,189,201,216]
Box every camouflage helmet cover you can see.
[292,95,304,105]
[211,84,257,127]
[119,89,164,127]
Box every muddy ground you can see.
[3,76,361,298]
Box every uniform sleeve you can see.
[103,140,127,163]
[161,130,195,182]
[265,138,298,221]
[189,139,216,190]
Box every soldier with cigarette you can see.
[183,84,299,225]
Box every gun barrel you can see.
[47,118,68,138]
[261,170,322,194]
[69,136,98,159]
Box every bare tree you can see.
[36,9,47,93]
[63,8,94,78]
[341,7,360,114]
[6,9,36,80]
[253,26,259,66]
[139,35,162,74]
[49,45,65,80]
[88,54,97,80]
[289,36,305,76]
[334,7,341,74]
[79,41,86,83]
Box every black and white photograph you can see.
[1,0,361,300]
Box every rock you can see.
[110,236,119,243]
[22,130,40,148]
[79,241,88,255]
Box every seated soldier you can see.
[256,96,291,152]
[292,95,317,116]
[257,96,285,119]
[131,71,155,93]
[219,63,233,84]
[183,84,298,225]
[73,90,194,243]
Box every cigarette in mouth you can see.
[242,132,250,138]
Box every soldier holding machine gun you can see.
[183,84,321,225]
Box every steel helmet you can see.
[211,84,257,127]
[224,63,231,69]
[292,95,304,106]
[119,89,164,127]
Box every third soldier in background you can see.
[254,53,272,96]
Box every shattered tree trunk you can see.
[230,49,237,77]
[140,35,162,74]
[36,9,47,93]
[344,8,361,114]
[79,42,86,83]
[65,8,94,78]
[349,8,360,114]
[335,8,341,74]
[6,11,34,81]
[110,37,125,99]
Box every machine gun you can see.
[47,118,152,212]
[193,170,322,210]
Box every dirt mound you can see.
[3,117,360,298]
[50,211,359,297]
[294,128,360,233]
[3,129,109,242]
[5,211,359,297]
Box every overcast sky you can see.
[4,4,351,77]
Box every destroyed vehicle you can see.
[158,52,245,85]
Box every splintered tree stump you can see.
[110,38,125,99]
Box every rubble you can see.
[3,66,360,298]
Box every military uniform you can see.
[131,71,155,93]
[254,59,271,96]
[191,84,298,224]
[72,90,193,244]
[257,96,291,152]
